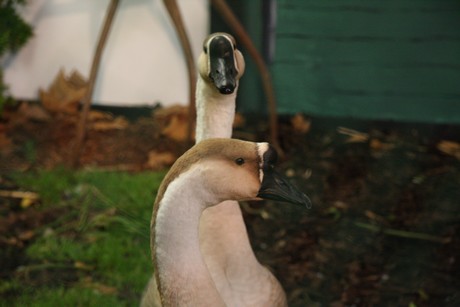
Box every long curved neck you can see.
[195,77,237,143]
[153,168,226,306]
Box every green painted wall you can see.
[210,0,265,114]
[212,0,460,123]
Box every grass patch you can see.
[2,169,166,306]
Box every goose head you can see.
[198,33,245,95]
[160,138,311,208]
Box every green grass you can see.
[2,169,166,306]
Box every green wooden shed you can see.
[211,0,460,124]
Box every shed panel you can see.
[272,0,460,122]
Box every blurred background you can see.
[1,0,459,306]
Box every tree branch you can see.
[70,0,120,168]
[163,0,197,145]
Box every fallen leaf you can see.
[369,138,395,151]
[337,127,369,143]
[437,140,460,160]
[91,283,118,295]
[80,277,118,295]
[20,197,35,208]
[154,105,194,141]
[233,112,246,128]
[291,113,311,134]
[314,250,329,263]
[88,110,113,121]
[91,116,128,131]
[285,168,295,177]
[154,104,188,119]
[364,210,387,224]
[0,190,40,208]
[2,237,22,247]
[145,150,176,169]
[74,261,94,271]
[165,117,191,141]
[333,201,349,210]
[9,102,51,127]
[0,133,13,153]
[18,230,35,241]
[39,69,88,114]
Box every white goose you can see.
[195,32,245,142]
[196,33,290,306]
[150,138,311,306]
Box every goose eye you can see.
[235,158,245,165]
[203,46,208,53]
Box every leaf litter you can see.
[0,101,459,306]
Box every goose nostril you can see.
[219,86,234,94]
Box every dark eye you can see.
[235,158,245,165]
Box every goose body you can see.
[151,138,310,306]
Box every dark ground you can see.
[1,103,459,306]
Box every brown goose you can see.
[151,138,310,306]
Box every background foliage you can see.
[0,0,33,113]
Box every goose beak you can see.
[257,170,312,209]
[208,37,238,94]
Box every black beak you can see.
[257,169,312,209]
[208,36,237,94]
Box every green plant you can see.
[0,0,33,114]
[4,169,166,306]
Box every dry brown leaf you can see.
[364,210,387,224]
[233,112,246,128]
[0,190,40,203]
[154,105,194,142]
[337,127,369,143]
[91,283,118,295]
[74,261,95,271]
[369,138,395,151]
[39,69,88,113]
[17,230,35,241]
[291,113,311,134]
[145,150,176,169]
[2,237,22,247]
[88,110,113,121]
[333,201,349,210]
[0,133,12,148]
[437,140,460,160]
[21,197,35,208]
[4,102,51,128]
[18,102,51,122]
[161,115,189,141]
[80,277,118,295]
[154,104,188,119]
[0,190,39,208]
[314,250,329,263]
[91,116,128,131]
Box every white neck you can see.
[195,77,237,143]
[154,166,226,306]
